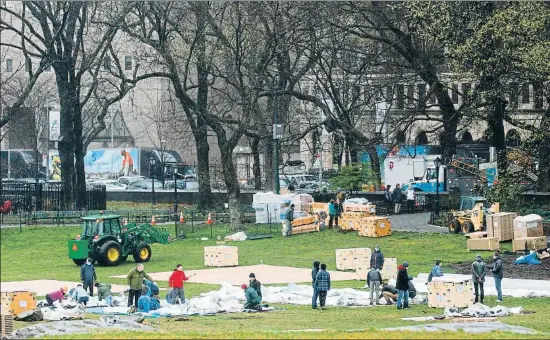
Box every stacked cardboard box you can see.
[358,216,392,238]
[512,236,547,252]
[204,246,238,267]
[292,224,319,234]
[336,248,371,271]
[427,279,474,308]
[467,237,500,251]
[1,290,36,315]
[343,204,376,214]
[340,212,372,231]
[486,212,516,242]
[291,215,317,227]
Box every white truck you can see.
[383,155,442,189]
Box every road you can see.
[387,212,446,233]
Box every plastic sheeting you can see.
[225,231,248,242]
[515,252,541,265]
[444,303,523,318]
[383,322,537,335]
[7,317,153,339]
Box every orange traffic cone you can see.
[206,212,213,225]
[179,212,185,223]
[151,216,156,226]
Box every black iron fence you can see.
[0,182,106,213]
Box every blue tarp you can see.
[514,252,541,265]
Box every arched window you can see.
[415,131,428,145]
[396,130,406,144]
[462,131,473,143]
[506,129,521,147]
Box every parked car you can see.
[91,180,127,191]
[118,176,147,186]
[127,180,164,191]
[164,180,199,190]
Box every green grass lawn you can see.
[1,224,547,339]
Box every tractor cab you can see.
[459,196,489,211]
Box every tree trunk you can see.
[251,137,262,190]
[488,98,508,174]
[263,136,274,191]
[56,78,75,208]
[539,145,550,192]
[194,122,213,209]
[366,145,382,188]
[220,144,242,230]
[73,104,87,209]
[433,81,460,164]
[346,135,358,163]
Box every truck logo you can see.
[389,161,394,170]
[72,244,78,251]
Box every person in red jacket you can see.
[168,264,195,304]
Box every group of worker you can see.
[282,197,344,236]
[384,184,416,214]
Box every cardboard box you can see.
[467,237,500,251]
[204,246,238,267]
[1,291,36,316]
[344,204,376,214]
[291,223,319,234]
[380,258,398,281]
[427,280,474,308]
[512,236,548,252]
[291,215,316,227]
[336,248,371,271]
[513,215,544,239]
[340,213,369,231]
[358,216,392,238]
[310,203,329,213]
[486,212,516,242]
[465,231,487,239]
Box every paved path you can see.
[388,213,446,233]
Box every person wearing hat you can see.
[370,246,385,270]
[45,286,68,306]
[70,284,90,306]
[396,262,412,309]
[249,273,262,298]
[242,284,262,310]
[427,259,443,283]
[283,204,295,236]
[471,254,487,304]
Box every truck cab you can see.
[402,165,446,192]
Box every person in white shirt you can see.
[406,186,415,213]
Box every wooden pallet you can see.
[1,313,14,338]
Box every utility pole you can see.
[273,75,282,194]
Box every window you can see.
[124,55,132,71]
[386,86,393,103]
[6,58,13,72]
[451,84,459,104]
[521,84,530,104]
[428,86,436,104]
[462,83,471,99]
[25,59,31,72]
[353,85,360,100]
[417,84,426,102]
[103,55,111,70]
[509,83,519,108]
[406,85,414,105]
[415,131,428,145]
[534,83,543,110]
[396,84,404,109]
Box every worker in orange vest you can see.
[119,149,134,177]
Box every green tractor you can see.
[68,215,170,266]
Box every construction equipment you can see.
[447,196,500,234]
[68,214,170,266]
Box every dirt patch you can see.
[448,253,550,281]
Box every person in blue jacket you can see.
[143,278,160,297]
[137,286,152,312]
[427,259,444,282]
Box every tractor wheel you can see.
[449,219,461,234]
[99,241,123,266]
[133,244,152,263]
[72,258,87,266]
[462,221,475,234]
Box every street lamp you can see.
[150,157,156,205]
[434,157,442,217]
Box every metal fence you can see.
[0,182,106,213]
